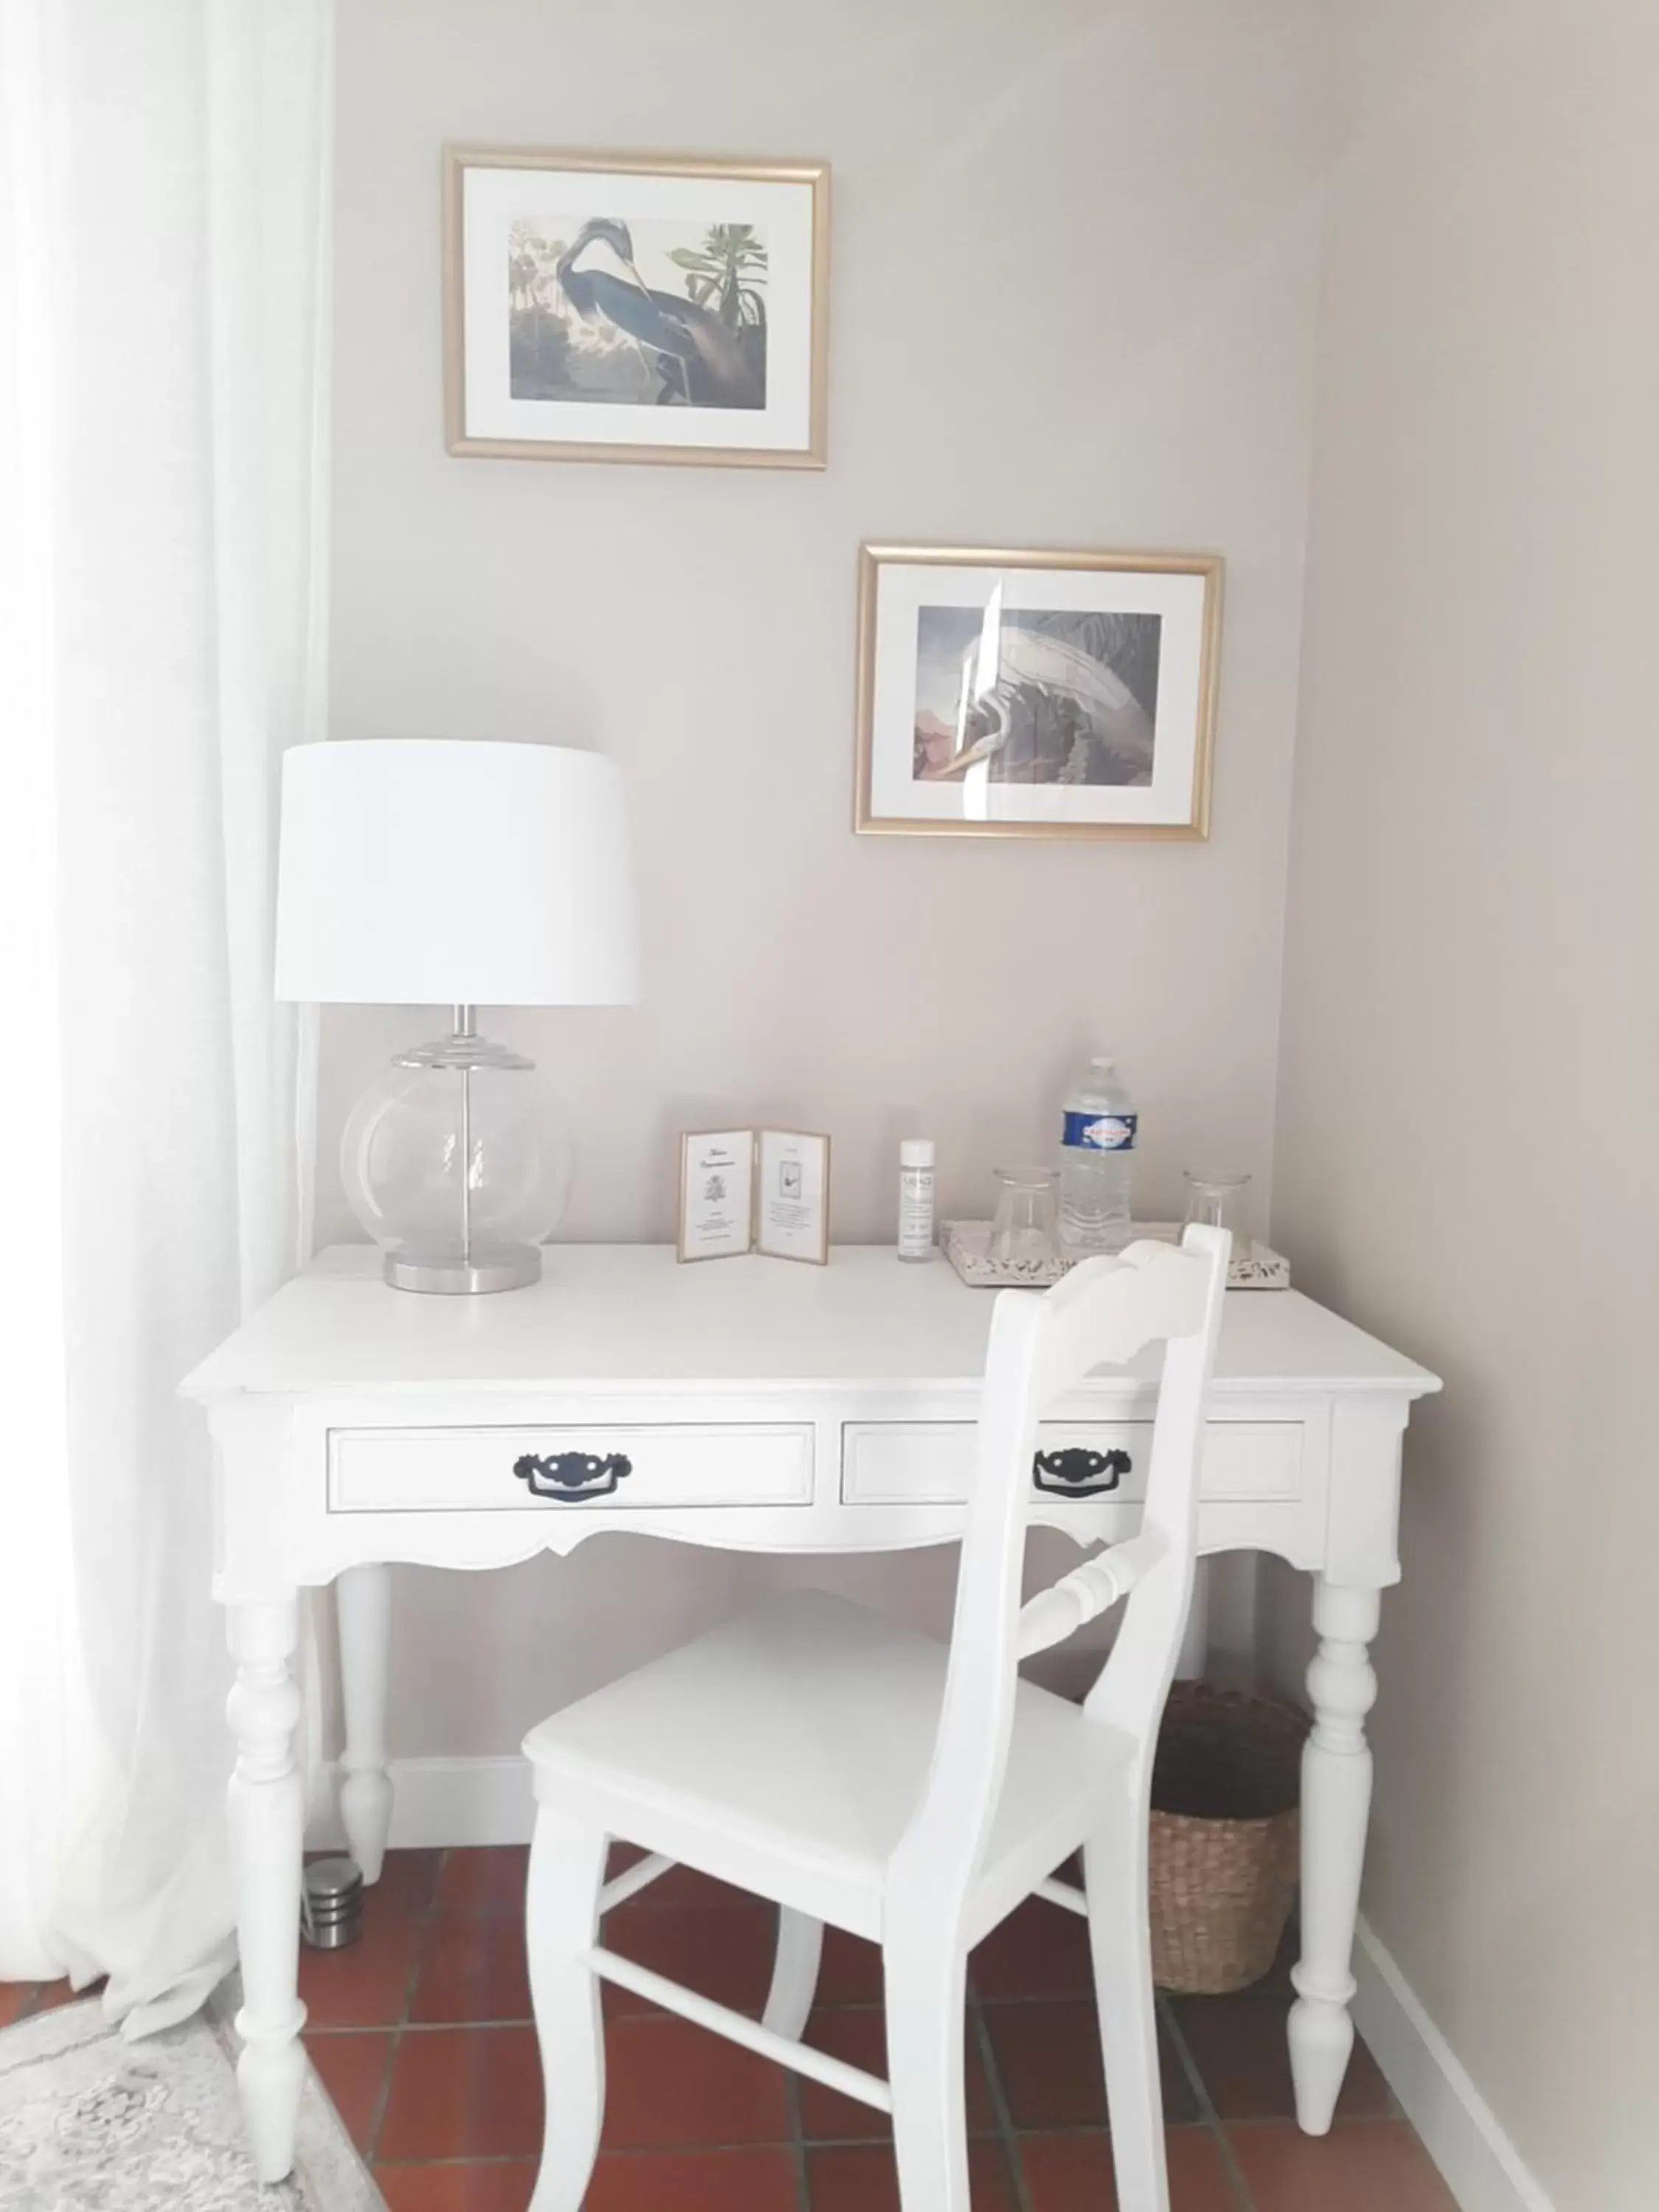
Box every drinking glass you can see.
[990,1166,1060,1269]
[1182,1171,1251,1234]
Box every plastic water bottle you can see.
[1058,1056,1137,1254]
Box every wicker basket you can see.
[1149,1683,1306,1994]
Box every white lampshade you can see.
[274,739,639,1006]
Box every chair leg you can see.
[526,1809,608,2212]
[762,1907,824,2039]
[1084,1788,1170,2212]
[883,1927,971,2212]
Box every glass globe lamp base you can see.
[341,1008,576,1298]
[382,1241,542,1295]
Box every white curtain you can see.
[0,0,331,2030]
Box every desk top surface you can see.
[181,1245,1441,1402]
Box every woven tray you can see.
[942,1219,1290,1291]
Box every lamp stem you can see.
[460,1062,473,1265]
[453,1006,476,1263]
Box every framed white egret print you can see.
[443,147,830,468]
[855,545,1222,839]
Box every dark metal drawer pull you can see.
[1032,1446,1131,1498]
[513,1450,633,1501]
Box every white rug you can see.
[0,1995,382,2211]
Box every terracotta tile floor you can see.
[0,1846,1460,2210]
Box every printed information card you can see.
[678,1130,757,1262]
[678,1127,830,1266]
[755,1128,829,1263]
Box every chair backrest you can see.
[889,1224,1230,1905]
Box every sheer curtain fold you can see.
[0,0,332,2028]
[0,0,89,1988]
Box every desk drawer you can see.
[842,1420,1301,1506]
[329,1424,814,1514]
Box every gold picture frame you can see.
[443,145,830,469]
[854,543,1222,840]
[754,1127,831,1265]
[676,1129,755,1264]
[677,1127,831,1265]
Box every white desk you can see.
[182,1242,1439,2184]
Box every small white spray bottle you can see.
[897,1138,936,1262]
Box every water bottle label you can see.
[1063,1110,1137,1152]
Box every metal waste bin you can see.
[302,1855,364,1950]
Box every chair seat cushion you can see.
[523,1590,1105,1924]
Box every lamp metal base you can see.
[382,1242,542,1295]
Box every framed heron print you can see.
[443,147,830,467]
[855,545,1222,838]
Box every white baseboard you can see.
[1353,1915,1555,2212]
[306,1756,535,1852]
[307,1759,1551,2212]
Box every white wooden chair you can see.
[520,1225,1231,2212]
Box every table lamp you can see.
[275,738,639,1293]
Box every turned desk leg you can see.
[226,1597,307,2185]
[1288,1577,1380,2134]
[337,1564,394,1883]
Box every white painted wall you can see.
[324,0,1328,1759]
[1267,4,1659,2207]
